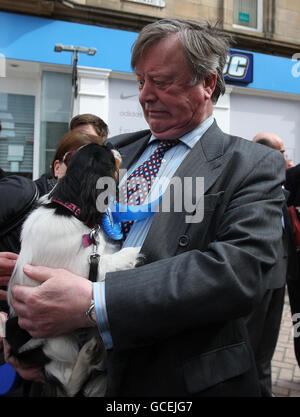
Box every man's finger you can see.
[23,264,58,283]
[0,252,18,260]
[0,276,10,286]
[0,289,7,301]
[0,259,17,274]
[10,285,35,311]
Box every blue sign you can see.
[224,51,253,84]
[2,12,300,96]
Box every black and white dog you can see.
[6,143,141,397]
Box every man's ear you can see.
[203,72,217,99]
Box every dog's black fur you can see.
[48,142,119,227]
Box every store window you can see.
[40,71,72,176]
[0,93,35,177]
[233,0,263,32]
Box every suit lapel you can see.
[174,121,226,194]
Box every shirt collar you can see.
[148,114,214,149]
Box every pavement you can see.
[271,288,300,397]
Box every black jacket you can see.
[0,174,55,313]
[0,175,39,254]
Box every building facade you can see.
[0,0,300,178]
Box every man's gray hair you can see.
[131,19,231,104]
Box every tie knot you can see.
[156,139,179,152]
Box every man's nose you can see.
[139,80,156,103]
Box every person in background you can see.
[0,113,107,253]
[3,19,285,397]
[284,162,300,368]
[69,113,108,139]
[253,132,288,168]
[246,131,294,396]
[0,114,108,314]
[35,114,108,195]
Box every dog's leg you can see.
[64,334,107,397]
[43,334,80,395]
[98,246,142,281]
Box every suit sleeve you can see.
[105,149,286,351]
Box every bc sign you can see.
[224,51,253,84]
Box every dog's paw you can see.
[118,246,143,269]
[135,253,145,267]
[99,246,143,279]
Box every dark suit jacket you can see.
[284,167,300,367]
[104,121,285,397]
[285,163,300,208]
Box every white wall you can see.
[108,77,148,137]
[230,92,300,164]
[213,90,231,134]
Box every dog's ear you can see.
[79,168,103,228]
[79,147,118,228]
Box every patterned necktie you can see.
[120,139,179,239]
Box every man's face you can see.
[136,34,215,140]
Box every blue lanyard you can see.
[101,195,161,240]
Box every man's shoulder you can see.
[224,130,281,160]
[202,121,277,163]
[106,129,151,149]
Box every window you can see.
[233,0,263,32]
[40,71,72,176]
[0,93,35,177]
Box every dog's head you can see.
[49,143,121,228]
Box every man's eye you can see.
[138,80,144,89]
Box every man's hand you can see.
[0,252,18,301]
[10,265,93,338]
[3,339,45,383]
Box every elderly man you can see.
[4,19,285,397]
[253,131,288,167]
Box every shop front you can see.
[1,11,300,179]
